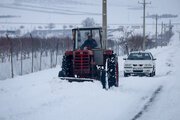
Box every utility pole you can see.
[138,0,151,51]
[103,0,107,49]
[155,14,158,48]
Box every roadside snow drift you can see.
[0,33,180,120]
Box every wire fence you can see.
[0,34,73,80]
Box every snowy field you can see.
[0,32,180,120]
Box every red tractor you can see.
[58,27,119,88]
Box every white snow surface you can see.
[0,33,180,120]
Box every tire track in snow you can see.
[131,85,163,120]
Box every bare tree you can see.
[81,17,96,27]
[69,25,73,28]
[47,23,55,30]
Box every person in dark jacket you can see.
[80,35,97,50]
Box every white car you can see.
[123,51,156,77]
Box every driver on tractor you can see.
[80,34,97,50]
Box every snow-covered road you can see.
[0,34,180,120]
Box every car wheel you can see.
[153,66,156,76]
[149,72,155,77]
[124,72,129,77]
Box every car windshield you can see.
[128,53,151,60]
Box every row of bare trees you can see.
[0,35,72,78]
[109,29,174,56]
[107,35,154,55]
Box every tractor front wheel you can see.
[58,55,73,77]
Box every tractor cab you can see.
[72,27,103,50]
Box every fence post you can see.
[20,38,23,75]
[40,39,42,71]
[30,34,34,73]
[6,34,14,78]
[55,39,59,67]
[49,39,52,68]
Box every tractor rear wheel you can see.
[107,54,119,88]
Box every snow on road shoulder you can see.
[138,34,180,120]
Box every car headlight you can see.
[124,64,131,67]
[144,64,152,67]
